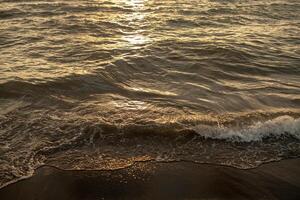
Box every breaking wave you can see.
[193,116,300,142]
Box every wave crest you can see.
[193,116,300,142]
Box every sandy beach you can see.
[0,158,299,200]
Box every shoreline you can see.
[0,158,296,191]
[1,158,300,200]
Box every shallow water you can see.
[0,0,300,188]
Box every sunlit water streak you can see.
[0,0,300,188]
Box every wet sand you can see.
[0,159,300,200]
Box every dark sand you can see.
[0,159,300,200]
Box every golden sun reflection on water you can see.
[113,100,148,111]
[123,0,146,7]
[123,34,149,46]
[121,0,150,48]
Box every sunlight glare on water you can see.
[121,0,150,48]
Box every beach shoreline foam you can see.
[0,158,299,200]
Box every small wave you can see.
[193,116,300,142]
[1,110,300,189]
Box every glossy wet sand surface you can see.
[0,159,299,200]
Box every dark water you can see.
[0,0,300,188]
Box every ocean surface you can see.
[0,0,300,188]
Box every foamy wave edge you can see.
[192,116,300,142]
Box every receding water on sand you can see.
[1,159,300,200]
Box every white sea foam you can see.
[193,116,300,142]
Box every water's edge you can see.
[2,157,300,191]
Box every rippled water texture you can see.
[0,0,300,188]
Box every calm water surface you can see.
[0,0,300,188]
